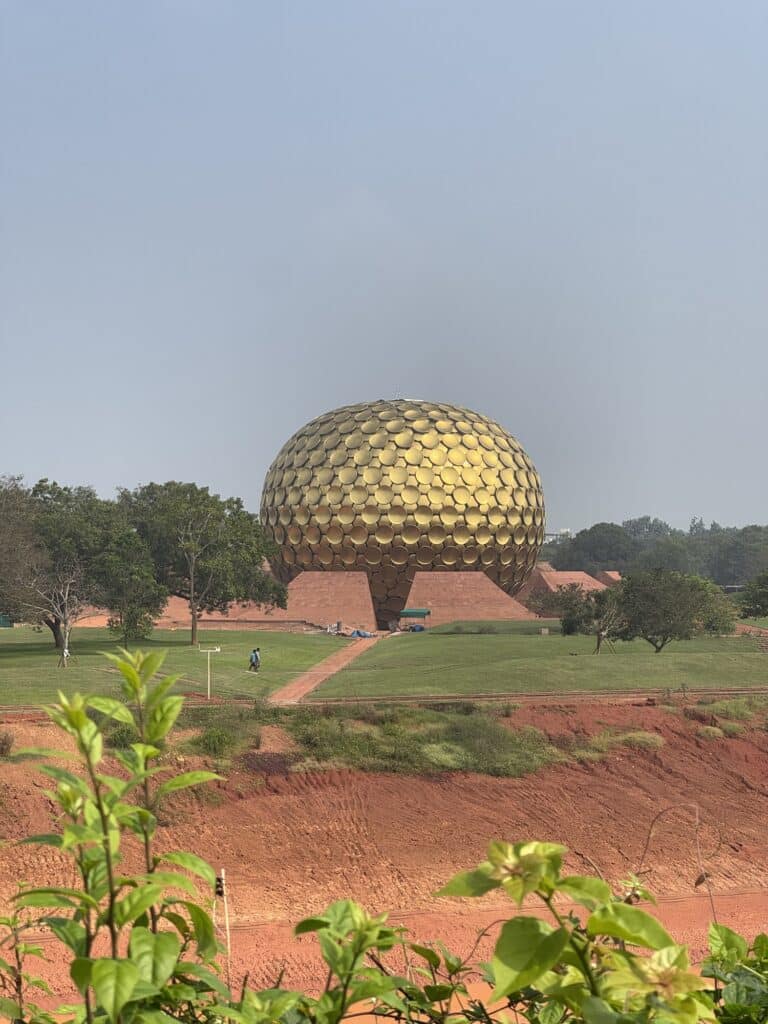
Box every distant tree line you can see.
[541,515,768,587]
[0,476,285,650]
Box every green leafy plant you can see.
[0,730,13,758]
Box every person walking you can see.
[248,647,261,673]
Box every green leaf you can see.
[45,918,87,957]
[294,916,330,935]
[147,695,184,742]
[108,884,162,927]
[173,960,229,997]
[492,918,569,998]
[160,851,217,889]
[587,903,674,950]
[437,866,499,898]
[16,887,94,910]
[20,833,64,848]
[709,922,748,962]
[156,770,220,798]
[70,957,93,995]
[183,901,218,959]
[91,958,139,1022]
[129,927,181,987]
[410,943,441,968]
[87,697,135,726]
[558,875,612,910]
[581,995,619,1024]
[0,998,21,1020]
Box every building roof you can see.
[538,571,607,593]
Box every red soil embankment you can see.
[2,702,768,996]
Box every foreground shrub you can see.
[698,725,725,740]
[2,649,766,1024]
[197,724,233,757]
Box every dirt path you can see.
[269,636,380,703]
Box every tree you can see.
[0,476,39,621]
[739,570,768,619]
[94,530,167,646]
[622,516,674,543]
[619,569,735,653]
[122,481,286,645]
[527,583,589,635]
[551,522,640,576]
[20,480,116,650]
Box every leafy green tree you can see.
[527,583,590,635]
[622,516,674,543]
[94,531,167,647]
[739,570,768,619]
[619,569,735,653]
[0,476,38,622]
[122,481,286,645]
[20,481,119,650]
[551,522,640,576]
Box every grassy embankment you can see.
[0,626,348,704]
[314,621,767,698]
[173,692,768,779]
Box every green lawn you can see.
[0,626,349,704]
[744,617,768,630]
[313,630,768,699]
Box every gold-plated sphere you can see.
[260,399,545,626]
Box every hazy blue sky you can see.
[2,1,766,532]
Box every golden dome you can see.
[260,399,544,626]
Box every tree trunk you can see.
[594,631,603,655]
[190,601,198,647]
[43,615,64,649]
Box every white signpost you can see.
[198,644,221,700]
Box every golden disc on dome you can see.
[441,546,459,565]
[427,446,447,466]
[507,510,521,526]
[317,545,334,566]
[416,546,433,565]
[435,419,453,432]
[442,433,461,449]
[375,523,394,544]
[499,546,515,565]
[294,507,310,525]
[305,525,321,545]
[379,447,398,466]
[475,525,492,545]
[440,506,458,528]
[273,526,285,544]
[364,545,382,565]
[278,507,292,526]
[453,485,470,505]
[401,485,420,504]
[340,545,356,565]
[420,430,439,449]
[322,433,340,451]
[415,465,434,485]
[327,486,344,505]
[337,505,355,525]
[461,467,478,487]
[353,448,372,466]
[388,505,407,525]
[295,467,312,486]
[441,466,459,485]
[514,526,527,545]
[329,448,347,467]
[467,449,483,467]
[428,524,447,545]
[308,450,326,468]
[465,507,483,527]
[326,524,343,545]
[411,417,431,432]
[462,546,479,564]
[287,487,302,505]
[414,505,432,526]
[296,545,312,565]
[305,486,321,506]
[402,524,420,545]
[350,525,367,545]
[488,507,504,526]
[496,525,511,545]
[385,418,405,433]
[447,447,466,466]
[462,433,478,449]
[513,488,526,505]
[360,419,378,434]
[350,485,367,505]
[404,445,423,465]
[452,523,471,545]
[475,487,491,505]
[363,466,382,486]
[523,508,534,526]
[368,431,388,449]
[316,467,334,486]
[516,469,530,487]
[374,484,394,504]
[282,545,295,564]
[499,451,515,467]
[390,545,409,565]
[428,486,445,505]
[361,506,380,525]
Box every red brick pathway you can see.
[268,636,380,704]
